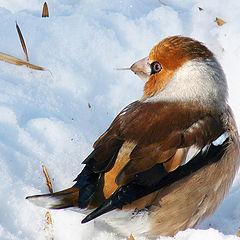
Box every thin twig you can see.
[44,212,54,240]
[114,67,131,70]
[42,165,53,193]
[42,165,54,240]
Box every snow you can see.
[0,0,239,239]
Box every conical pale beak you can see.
[130,57,151,82]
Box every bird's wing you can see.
[81,135,231,224]
[115,112,224,186]
[83,100,224,177]
[81,105,233,224]
[74,100,224,208]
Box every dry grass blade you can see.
[159,0,167,6]
[42,2,49,17]
[215,17,226,26]
[237,228,240,237]
[44,212,54,240]
[115,67,131,70]
[42,165,53,193]
[88,103,91,108]
[129,234,135,240]
[16,22,29,62]
[45,212,53,225]
[0,52,45,70]
[42,165,54,239]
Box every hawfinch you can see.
[27,36,240,238]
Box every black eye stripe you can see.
[150,62,162,74]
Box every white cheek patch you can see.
[143,57,228,111]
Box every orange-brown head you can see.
[131,36,227,110]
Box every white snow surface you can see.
[0,0,240,239]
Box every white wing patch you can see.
[182,132,228,165]
[212,133,228,146]
[182,146,201,165]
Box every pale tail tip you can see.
[26,194,60,209]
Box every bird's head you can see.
[130,36,228,110]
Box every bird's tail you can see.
[26,187,79,209]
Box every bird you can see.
[27,36,240,239]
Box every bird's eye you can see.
[151,62,162,74]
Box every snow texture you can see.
[0,0,240,239]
